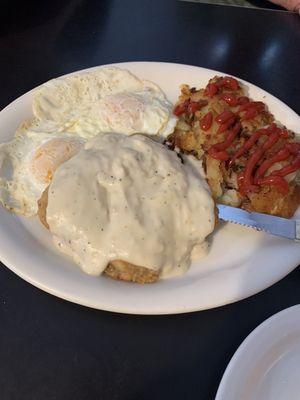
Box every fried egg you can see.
[0,67,177,217]
[32,67,177,138]
[0,129,85,216]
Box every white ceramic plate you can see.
[216,305,300,400]
[0,62,299,314]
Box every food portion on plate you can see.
[32,67,177,138]
[0,66,216,284]
[38,133,215,283]
[0,130,85,216]
[0,66,298,284]
[0,67,177,217]
[168,75,300,217]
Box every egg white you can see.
[0,128,85,216]
[32,67,177,139]
[0,67,178,217]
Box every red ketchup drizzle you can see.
[174,100,189,116]
[177,77,299,195]
[238,101,264,113]
[204,83,218,97]
[187,101,206,114]
[208,122,241,161]
[256,176,289,194]
[209,122,300,195]
[236,125,298,195]
[254,147,290,183]
[204,76,239,97]
[286,142,300,154]
[218,76,239,91]
[217,116,236,134]
[238,101,266,121]
[219,93,238,107]
[215,110,237,134]
[174,99,208,116]
[270,153,300,178]
[216,110,235,124]
[200,112,213,131]
[237,96,249,105]
[208,148,229,161]
[229,127,268,166]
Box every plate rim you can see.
[0,61,299,315]
[215,304,300,399]
[2,61,299,120]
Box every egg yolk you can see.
[99,93,146,130]
[30,138,83,184]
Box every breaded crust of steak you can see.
[37,187,159,284]
[104,260,159,284]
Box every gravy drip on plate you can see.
[46,133,215,278]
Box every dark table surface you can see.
[0,1,300,399]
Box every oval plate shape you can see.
[0,62,299,314]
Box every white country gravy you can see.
[46,133,215,278]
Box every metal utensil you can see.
[217,204,300,241]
